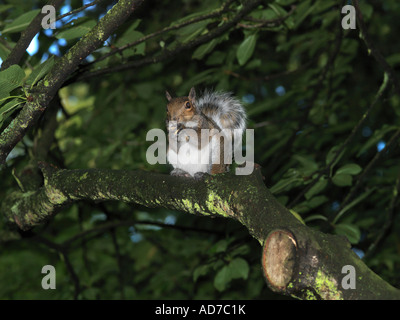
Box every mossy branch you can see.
[2,164,399,299]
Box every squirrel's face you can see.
[166,97,197,123]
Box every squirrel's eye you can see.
[185,102,191,109]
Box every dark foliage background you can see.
[0,0,399,299]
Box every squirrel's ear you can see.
[165,90,173,102]
[189,87,196,101]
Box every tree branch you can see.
[86,0,235,67]
[71,0,262,83]
[0,0,64,71]
[288,72,390,209]
[0,0,145,165]
[353,0,400,95]
[340,128,400,210]
[2,164,400,299]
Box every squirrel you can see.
[165,87,246,178]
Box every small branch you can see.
[353,0,400,95]
[224,58,315,83]
[238,5,296,29]
[288,72,390,208]
[65,219,223,247]
[56,0,106,22]
[72,0,262,83]
[32,235,81,299]
[340,128,400,210]
[267,17,343,186]
[364,173,400,259]
[87,0,235,67]
[0,0,64,71]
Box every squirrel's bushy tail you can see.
[196,90,247,137]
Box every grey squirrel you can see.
[165,87,246,178]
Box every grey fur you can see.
[195,89,247,135]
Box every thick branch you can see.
[2,165,400,299]
[262,229,400,300]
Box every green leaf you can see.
[0,65,25,101]
[214,265,230,292]
[268,3,288,17]
[326,144,346,176]
[332,173,352,187]
[270,170,303,194]
[176,20,210,43]
[55,19,96,40]
[334,223,361,244]
[289,209,305,225]
[208,239,229,254]
[228,258,249,280]
[333,187,376,224]
[292,195,329,214]
[293,0,316,29]
[2,9,40,34]
[115,30,146,57]
[359,2,373,20]
[304,214,328,223]
[192,38,220,60]
[0,98,25,127]
[336,163,362,176]
[0,64,25,87]
[213,258,249,292]
[193,264,210,282]
[305,177,327,200]
[114,21,146,57]
[292,154,318,175]
[236,33,257,66]
[25,56,55,87]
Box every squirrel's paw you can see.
[170,168,191,177]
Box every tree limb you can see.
[2,164,400,299]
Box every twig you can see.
[0,0,64,71]
[353,0,400,95]
[364,172,400,259]
[341,128,400,209]
[269,15,343,189]
[64,218,223,247]
[71,0,262,83]
[224,58,315,83]
[32,235,81,299]
[56,0,106,22]
[87,0,235,67]
[288,72,390,208]
[237,5,296,29]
